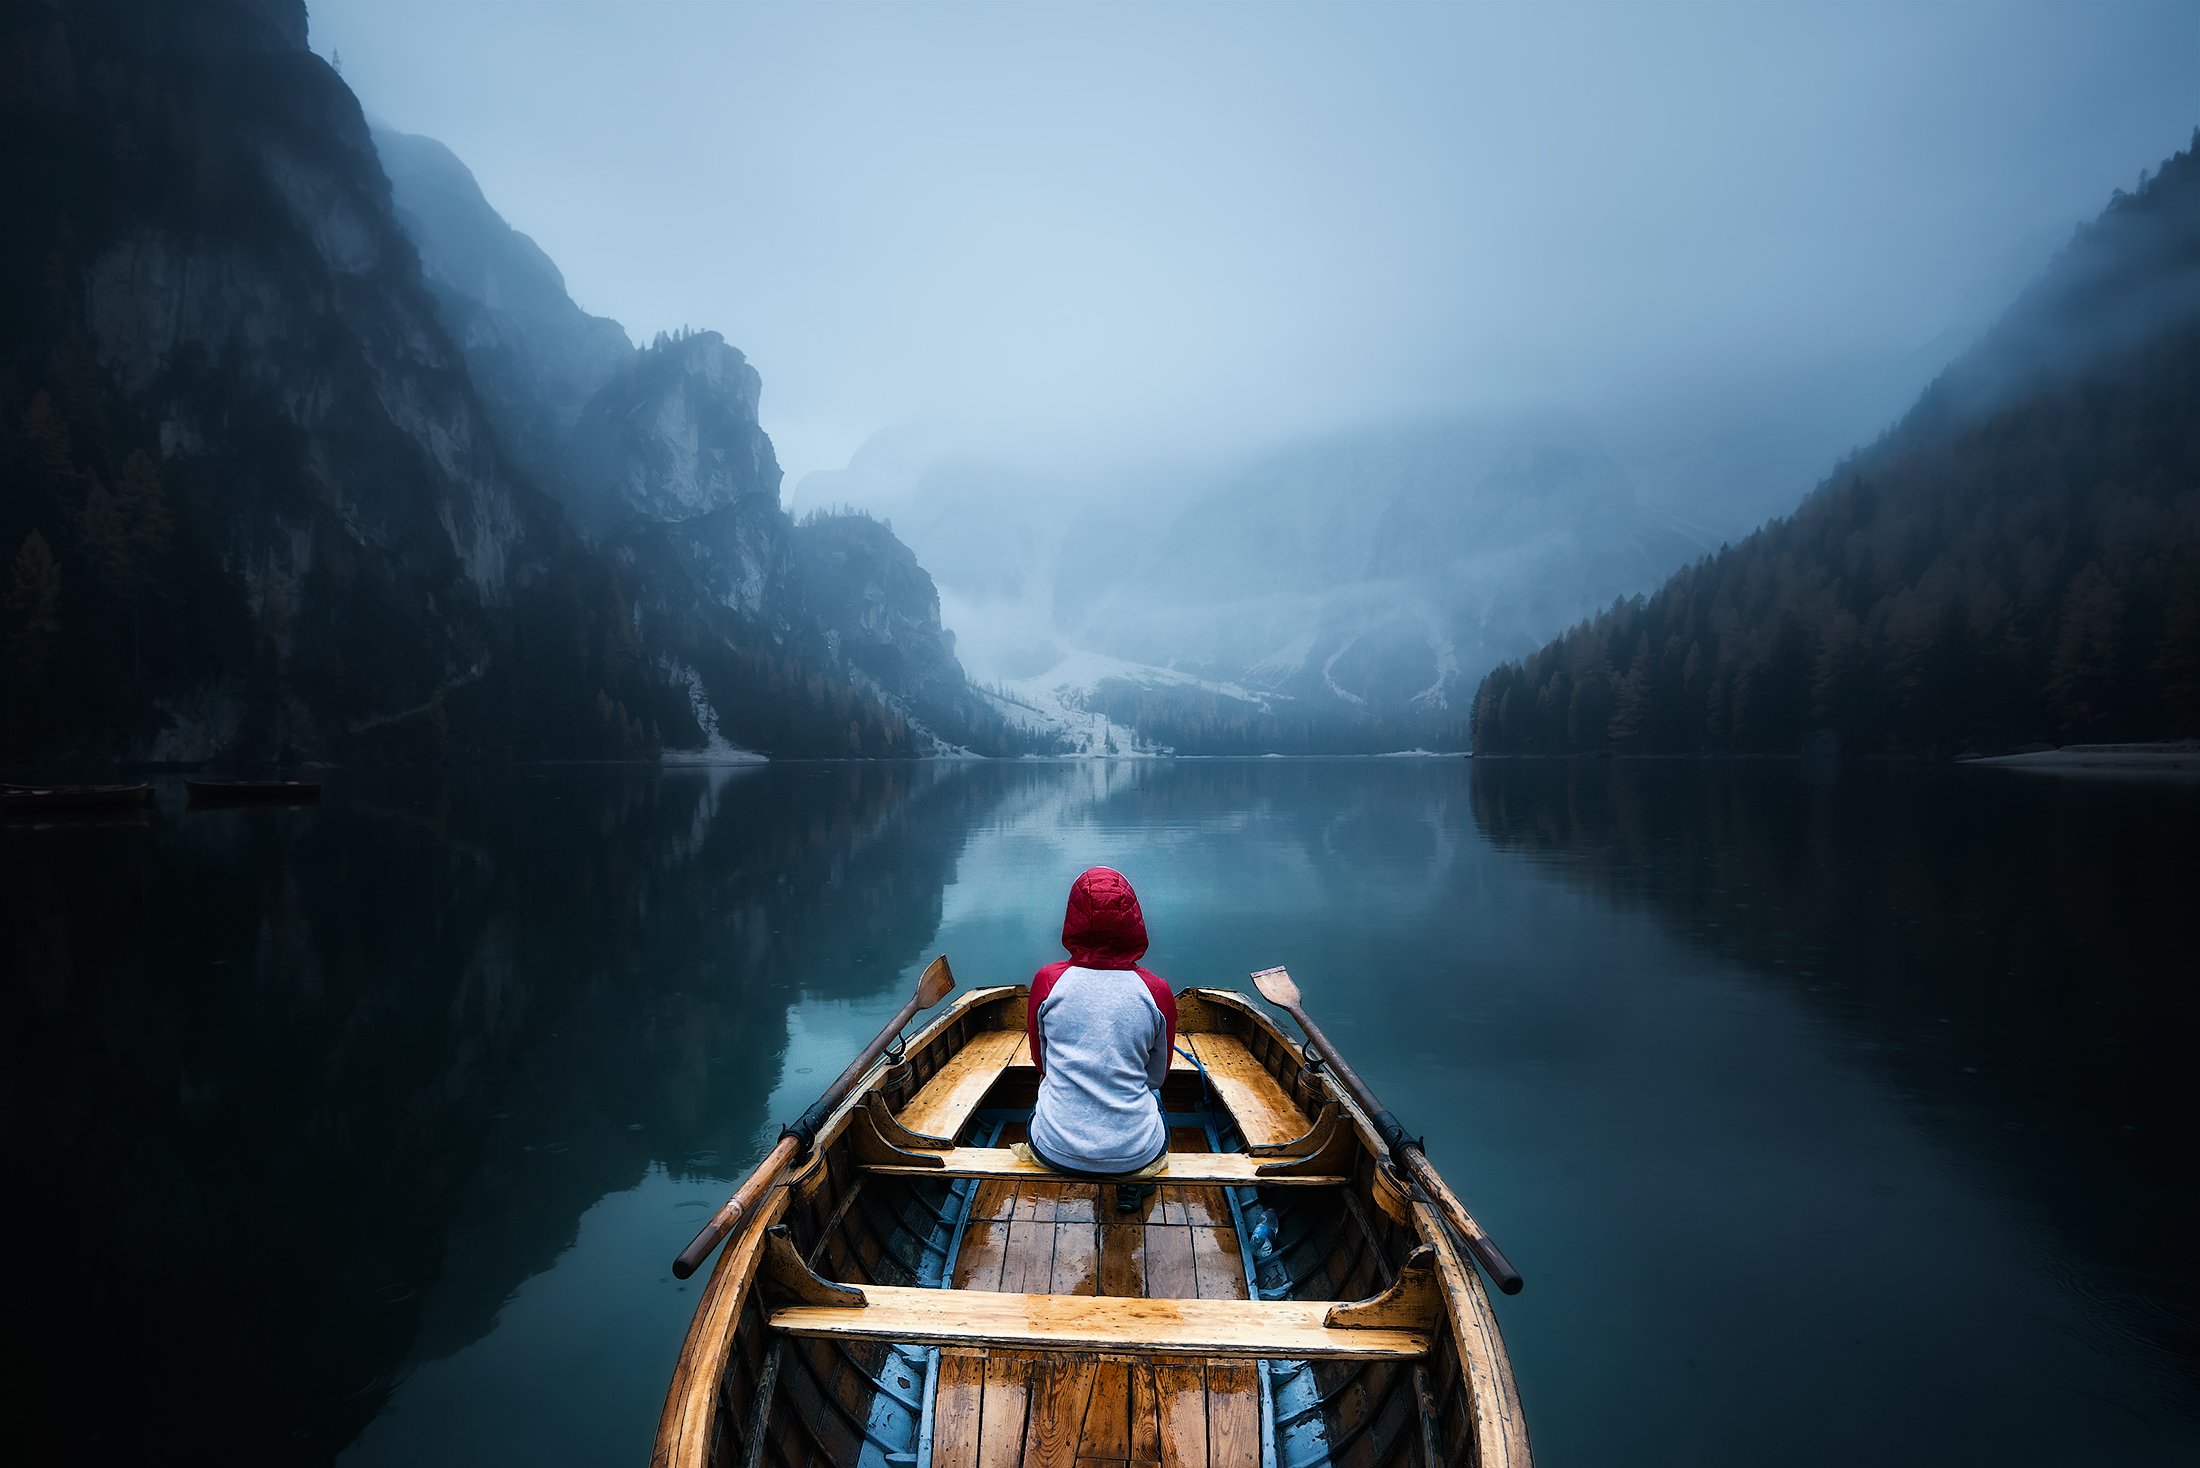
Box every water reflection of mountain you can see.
[1467,759,2200,1401]
[1,763,1016,1462]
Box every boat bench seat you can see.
[859,1146,1345,1186]
[893,1026,1312,1156]
[767,1287,1431,1360]
[893,1030,1028,1139]
[1181,1032,1313,1148]
[891,1028,1199,1142]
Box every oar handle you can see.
[673,1135,798,1279]
[1287,1000,1525,1297]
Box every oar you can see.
[1251,965,1525,1296]
[672,955,956,1280]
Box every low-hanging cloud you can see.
[312,0,2196,500]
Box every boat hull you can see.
[1,783,153,813]
[185,779,322,806]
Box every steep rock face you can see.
[370,137,1048,754]
[0,0,609,758]
[582,340,1018,752]
[372,124,632,501]
[789,512,991,739]
[0,0,1032,762]
[569,331,782,547]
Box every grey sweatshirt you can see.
[1027,965,1171,1174]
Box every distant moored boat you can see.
[1,782,154,814]
[185,778,322,806]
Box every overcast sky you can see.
[309,1,2198,486]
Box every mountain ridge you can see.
[0,0,1046,763]
[1471,130,2200,756]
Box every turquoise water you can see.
[6,759,2195,1464]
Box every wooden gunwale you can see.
[653,982,1530,1468]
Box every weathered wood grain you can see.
[978,1354,1035,1468]
[1185,1032,1312,1147]
[897,1028,1026,1139]
[930,1351,986,1468]
[769,1287,1433,1359]
[1024,1355,1101,1468]
[862,1147,1344,1187]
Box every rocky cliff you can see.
[371,124,633,503]
[375,123,1045,755]
[0,0,1042,762]
[1,0,646,761]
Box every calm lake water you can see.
[6,759,2196,1465]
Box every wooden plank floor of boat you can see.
[930,1123,1263,1468]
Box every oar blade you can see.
[1250,964,1301,1008]
[916,954,955,1008]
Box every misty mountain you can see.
[1606,325,1976,542]
[1473,132,2200,757]
[803,413,1707,752]
[0,0,682,762]
[376,122,1035,755]
[0,1,1039,764]
[372,125,633,502]
[1068,412,1705,710]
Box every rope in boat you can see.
[1175,1041,1216,1109]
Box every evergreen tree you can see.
[1471,137,2200,759]
[7,529,63,679]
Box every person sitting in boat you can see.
[1022,866,1177,1213]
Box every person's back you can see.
[1026,867,1176,1184]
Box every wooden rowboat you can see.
[656,980,1530,1467]
[185,778,322,805]
[1,782,153,813]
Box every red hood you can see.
[1060,866,1149,969]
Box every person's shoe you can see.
[1113,1183,1153,1214]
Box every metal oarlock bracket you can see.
[1299,1037,1327,1075]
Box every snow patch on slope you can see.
[978,648,1285,755]
[660,661,768,764]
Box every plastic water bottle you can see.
[1249,1209,1278,1259]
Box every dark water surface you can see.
[6,759,2197,1465]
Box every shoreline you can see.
[14,742,2200,777]
[1958,742,2200,774]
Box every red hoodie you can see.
[1027,866,1178,1076]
